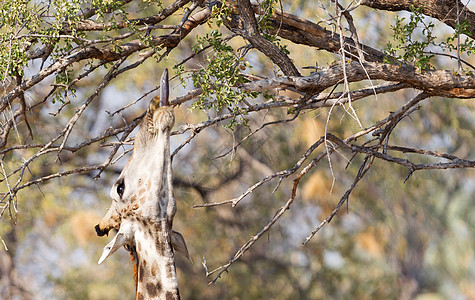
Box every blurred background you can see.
[0,0,474,299]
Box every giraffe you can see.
[94,69,189,300]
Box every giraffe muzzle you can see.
[95,224,109,237]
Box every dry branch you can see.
[239,61,475,97]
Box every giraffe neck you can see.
[135,220,180,300]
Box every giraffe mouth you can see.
[95,224,109,237]
[145,68,174,132]
[98,221,134,264]
[149,107,175,132]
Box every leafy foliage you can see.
[385,5,475,70]
[188,30,255,128]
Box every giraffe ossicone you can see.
[95,69,190,299]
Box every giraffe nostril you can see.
[95,224,109,237]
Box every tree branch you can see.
[227,0,300,76]
[255,4,388,62]
[361,0,475,39]
[239,61,475,97]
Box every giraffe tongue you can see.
[160,68,169,107]
[98,230,127,264]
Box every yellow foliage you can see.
[355,226,387,257]
[302,171,331,200]
[414,293,445,300]
[302,171,338,216]
[43,210,60,227]
[297,117,324,148]
[69,211,102,246]
[459,280,475,299]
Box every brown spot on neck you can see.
[165,290,180,300]
[146,282,159,297]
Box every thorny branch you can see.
[201,92,474,280]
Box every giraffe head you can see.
[95,69,189,263]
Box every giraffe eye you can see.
[117,179,125,198]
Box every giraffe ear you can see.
[171,230,192,263]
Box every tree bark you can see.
[225,2,389,63]
[229,0,301,76]
[362,0,475,39]
[240,61,475,98]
